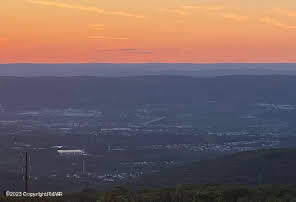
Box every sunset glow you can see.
[1,0,296,63]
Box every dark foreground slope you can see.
[126,149,296,189]
[0,75,296,108]
[2,149,296,201]
[2,185,296,202]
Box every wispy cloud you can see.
[27,0,144,18]
[164,4,247,23]
[272,8,296,17]
[161,5,225,16]
[260,17,296,30]
[160,8,188,16]
[222,13,248,21]
[97,48,152,54]
[181,5,224,11]
[89,24,105,31]
[88,36,129,40]
[27,0,104,13]
[181,5,201,10]
[109,11,144,19]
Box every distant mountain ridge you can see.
[0,63,296,77]
[0,75,296,108]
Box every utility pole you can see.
[258,168,263,186]
[25,152,28,192]
[83,159,85,175]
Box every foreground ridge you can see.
[2,184,296,202]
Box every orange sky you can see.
[1,0,296,63]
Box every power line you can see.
[25,152,29,192]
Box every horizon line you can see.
[1,62,296,65]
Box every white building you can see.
[57,149,85,156]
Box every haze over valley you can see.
[1,71,296,192]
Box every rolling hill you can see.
[126,148,296,189]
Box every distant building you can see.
[57,149,85,156]
[51,146,64,149]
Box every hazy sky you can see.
[1,0,296,63]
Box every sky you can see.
[0,0,296,63]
